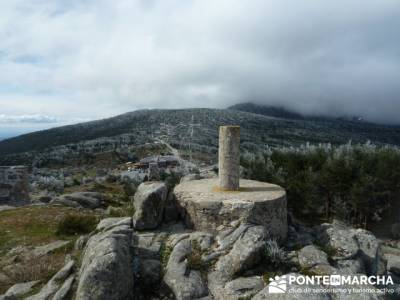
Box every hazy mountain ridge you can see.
[1,106,400,166]
[228,102,305,120]
[229,102,370,123]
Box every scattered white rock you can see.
[32,240,70,257]
[298,245,329,269]
[4,280,40,298]
[51,192,105,209]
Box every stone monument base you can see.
[174,178,287,240]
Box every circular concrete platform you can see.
[174,178,287,239]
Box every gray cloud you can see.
[0,0,399,125]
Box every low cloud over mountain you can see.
[1,0,399,125]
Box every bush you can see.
[242,142,400,226]
[186,240,209,278]
[107,203,135,217]
[264,239,285,267]
[160,242,173,275]
[56,215,98,236]
[123,182,137,197]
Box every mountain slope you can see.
[228,102,305,120]
[228,102,369,123]
[0,108,400,164]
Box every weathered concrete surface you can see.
[218,126,240,191]
[174,178,287,239]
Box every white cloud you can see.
[0,114,58,124]
[0,0,399,125]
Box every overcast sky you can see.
[0,0,399,136]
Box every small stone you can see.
[309,264,340,275]
[224,276,265,298]
[298,245,329,269]
[74,235,89,251]
[335,258,365,274]
[96,217,131,231]
[180,174,202,183]
[163,239,208,300]
[52,275,75,300]
[5,281,40,298]
[32,240,70,257]
[51,192,105,209]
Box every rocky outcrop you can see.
[391,223,400,239]
[223,276,265,299]
[286,219,315,249]
[138,259,161,288]
[163,191,180,223]
[0,166,30,206]
[163,237,208,300]
[51,192,105,209]
[208,225,268,299]
[76,217,134,300]
[32,240,70,257]
[180,173,202,183]
[298,245,329,269]
[26,260,75,300]
[315,221,387,276]
[2,280,40,299]
[133,182,167,230]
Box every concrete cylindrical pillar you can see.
[218,125,240,190]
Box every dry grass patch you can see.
[0,206,99,255]
[0,205,99,294]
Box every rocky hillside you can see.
[229,102,368,123]
[2,179,400,299]
[228,102,306,120]
[1,107,400,166]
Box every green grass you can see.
[107,202,135,217]
[299,266,318,277]
[314,240,338,258]
[186,240,210,279]
[0,206,99,294]
[160,242,173,275]
[64,181,131,205]
[56,215,98,236]
[0,206,99,254]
